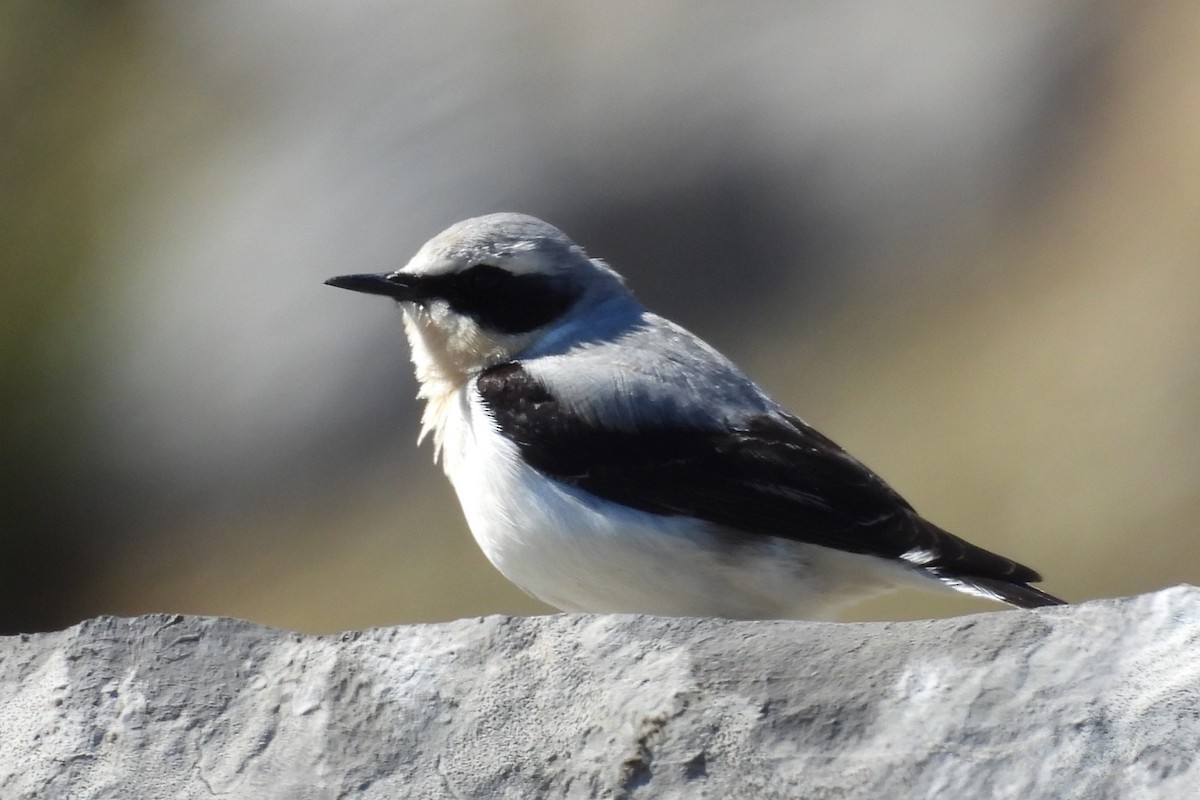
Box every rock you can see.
[1,588,1198,799]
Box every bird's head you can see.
[327,213,629,388]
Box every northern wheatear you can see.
[327,213,1064,618]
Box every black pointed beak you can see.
[324,272,415,300]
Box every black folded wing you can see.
[477,362,1055,598]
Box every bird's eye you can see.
[456,266,508,299]
[461,264,507,293]
[439,262,578,334]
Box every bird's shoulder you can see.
[510,312,778,429]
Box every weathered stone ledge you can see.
[1,588,1197,799]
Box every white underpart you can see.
[428,381,917,619]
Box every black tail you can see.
[953,575,1067,609]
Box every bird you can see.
[325,212,1065,619]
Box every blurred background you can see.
[3,1,1198,634]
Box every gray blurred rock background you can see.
[3,1,1198,633]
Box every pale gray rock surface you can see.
[1,588,1198,799]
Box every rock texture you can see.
[1,588,1198,799]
